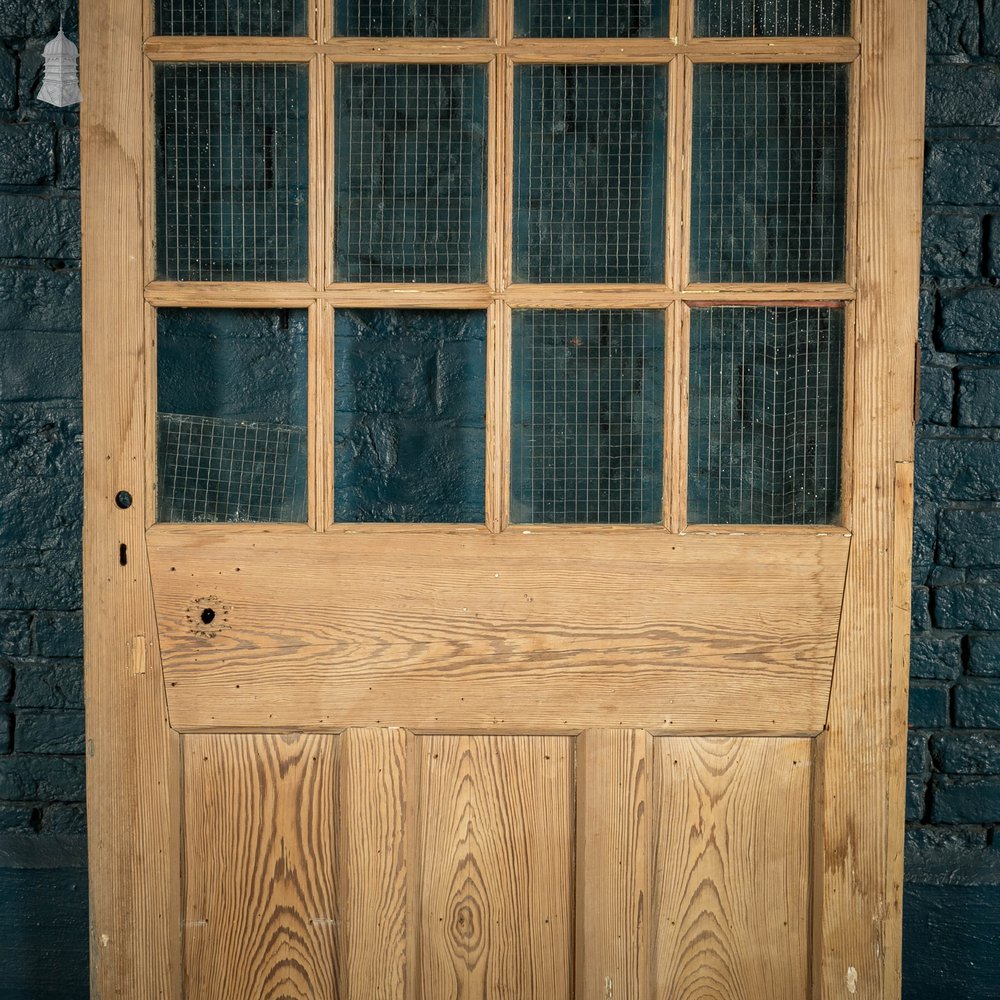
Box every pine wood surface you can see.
[147,526,850,734]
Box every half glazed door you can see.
[82,0,926,997]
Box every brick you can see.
[0,610,30,657]
[0,803,36,833]
[907,775,927,823]
[940,288,1000,353]
[984,0,1000,55]
[0,0,77,36]
[0,47,15,110]
[12,710,82,757]
[919,365,954,426]
[905,825,987,851]
[931,732,1000,773]
[913,502,938,581]
[910,634,963,680]
[921,214,982,280]
[918,288,936,350]
[13,710,84,754]
[908,732,930,774]
[0,403,82,610]
[0,123,53,186]
[939,508,1000,566]
[0,266,81,332]
[935,585,1000,630]
[0,663,12,701]
[0,756,84,801]
[932,776,1000,824]
[57,128,79,189]
[912,586,932,631]
[955,680,1000,727]
[927,66,1000,128]
[12,663,82,710]
[0,193,79,260]
[957,368,1000,427]
[909,683,951,728]
[39,802,85,836]
[927,0,980,56]
[926,142,1000,207]
[32,611,82,658]
[969,636,1000,676]
[1,706,10,753]
[917,438,1000,502]
[0,328,81,401]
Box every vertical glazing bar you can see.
[667,302,690,531]
[486,299,510,532]
[308,53,323,290]
[324,56,335,288]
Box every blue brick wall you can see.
[906,1,1000,995]
[1,0,998,997]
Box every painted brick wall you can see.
[0,1,998,997]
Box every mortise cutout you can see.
[119,543,127,566]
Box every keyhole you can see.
[200,608,216,625]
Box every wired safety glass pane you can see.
[690,63,848,284]
[513,65,668,284]
[514,0,668,37]
[334,64,488,283]
[687,306,843,525]
[156,308,309,523]
[335,0,488,36]
[155,63,309,282]
[155,0,308,36]
[335,309,486,523]
[511,310,664,524]
[694,0,849,37]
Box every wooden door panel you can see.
[652,737,814,1000]
[149,527,850,734]
[183,733,339,1000]
[180,729,813,999]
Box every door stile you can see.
[81,1,181,993]
[811,1,925,996]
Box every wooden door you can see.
[81,1,926,997]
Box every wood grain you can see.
[147,527,849,733]
[416,735,573,1000]
[183,733,338,1000]
[337,728,412,1000]
[81,1,181,995]
[813,2,926,996]
[576,729,651,1000]
[651,737,813,999]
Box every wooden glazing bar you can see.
[504,285,673,308]
[487,56,504,293]
[325,57,336,289]
[145,282,317,307]
[144,38,318,60]
[143,301,158,530]
[308,55,324,291]
[684,37,859,61]
[487,301,512,531]
[506,40,676,63]
[306,301,322,530]
[325,284,494,307]
[682,283,857,302]
[324,39,499,62]
[666,302,688,532]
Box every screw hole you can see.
[200,608,216,625]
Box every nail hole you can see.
[200,608,216,625]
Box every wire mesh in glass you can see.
[156,308,308,523]
[335,309,487,523]
[695,0,849,37]
[513,65,668,284]
[511,310,664,524]
[687,306,843,525]
[335,0,487,36]
[689,63,848,283]
[334,64,488,283]
[514,0,668,37]
[155,63,309,282]
[155,0,308,36]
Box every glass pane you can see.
[687,306,843,525]
[157,308,308,523]
[511,310,664,524]
[155,0,308,35]
[695,0,849,37]
[690,63,848,283]
[155,63,309,282]
[335,0,487,36]
[513,65,668,283]
[335,309,486,522]
[334,64,488,283]
[514,0,668,37]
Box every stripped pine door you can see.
[81,0,926,997]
